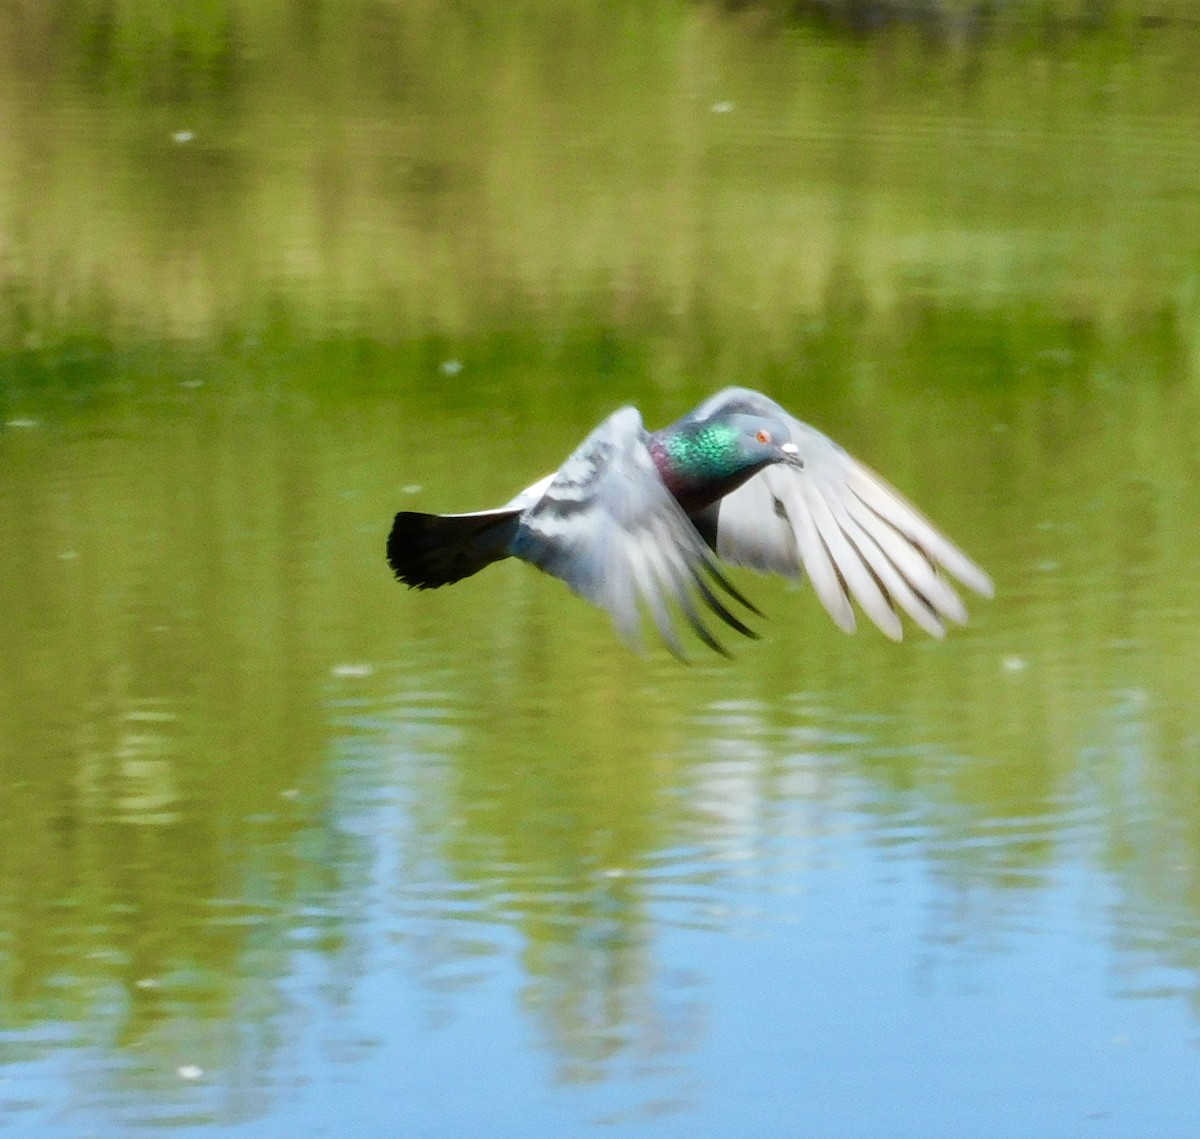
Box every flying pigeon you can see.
[387,387,992,657]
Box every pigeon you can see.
[387,387,993,657]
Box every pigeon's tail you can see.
[387,509,522,589]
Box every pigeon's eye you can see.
[755,429,772,444]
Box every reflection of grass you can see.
[0,374,357,1109]
[2,4,1200,355]
[3,318,1200,1084]
[4,0,1200,1100]
[719,0,1200,37]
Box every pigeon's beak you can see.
[779,441,803,467]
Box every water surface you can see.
[3,6,1200,1137]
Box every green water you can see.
[3,4,1200,1136]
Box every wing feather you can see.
[797,473,904,639]
[816,476,954,637]
[839,490,967,628]
[511,406,757,655]
[695,387,992,639]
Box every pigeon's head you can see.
[721,413,802,471]
[652,412,801,510]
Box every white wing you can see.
[692,387,994,640]
[511,406,759,656]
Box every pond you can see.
[3,4,1200,1137]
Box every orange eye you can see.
[755,429,771,444]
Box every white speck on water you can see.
[58,550,78,560]
[1038,560,1059,572]
[711,100,734,113]
[177,1065,204,1080]
[134,977,160,989]
[1002,655,1027,674]
[332,663,373,679]
[280,788,300,800]
[5,417,39,428]
[440,359,462,376]
[180,378,203,389]
[402,484,422,495]
[172,130,195,144]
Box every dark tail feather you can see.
[387,509,522,589]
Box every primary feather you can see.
[386,388,992,656]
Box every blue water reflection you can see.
[107,703,1199,1139]
[199,669,1194,1139]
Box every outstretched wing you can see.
[691,387,994,641]
[510,406,761,657]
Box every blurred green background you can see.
[3,2,1200,1135]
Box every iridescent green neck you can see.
[649,421,762,512]
[664,421,744,478]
